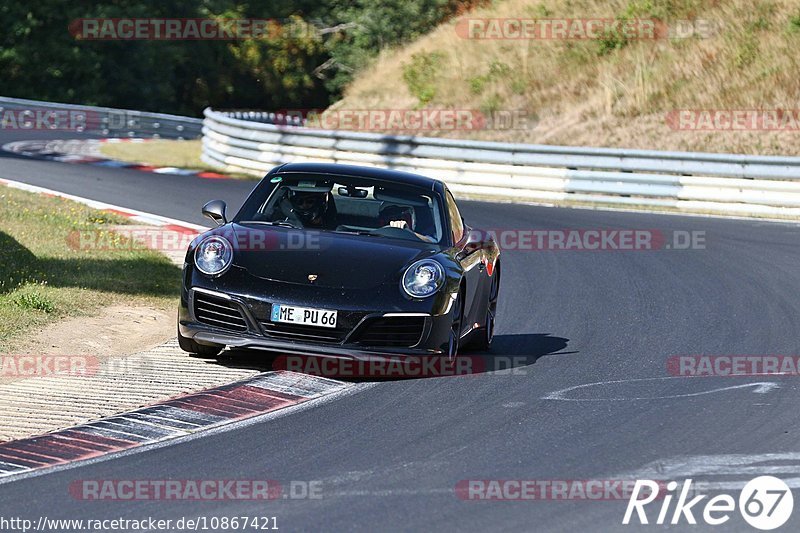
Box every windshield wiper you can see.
[270,221,301,229]
[333,229,381,237]
[239,220,300,229]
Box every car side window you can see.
[445,189,464,244]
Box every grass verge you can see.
[0,186,181,351]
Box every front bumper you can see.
[179,283,456,359]
[180,325,448,360]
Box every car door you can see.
[445,189,482,332]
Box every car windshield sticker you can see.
[270,176,282,183]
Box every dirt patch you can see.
[12,304,174,358]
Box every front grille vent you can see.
[194,292,248,332]
[353,317,426,347]
[260,321,348,343]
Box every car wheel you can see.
[471,267,499,351]
[447,289,464,360]
[178,328,224,357]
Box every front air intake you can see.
[193,292,249,332]
[353,316,426,347]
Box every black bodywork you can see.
[178,163,500,359]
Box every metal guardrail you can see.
[201,107,800,218]
[0,96,202,139]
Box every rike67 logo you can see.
[623,477,793,530]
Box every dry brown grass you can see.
[99,140,207,170]
[99,140,255,179]
[331,0,800,155]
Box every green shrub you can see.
[791,12,800,32]
[15,292,55,313]
[597,25,629,56]
[402,52,444,106]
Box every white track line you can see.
[0,177,206,231]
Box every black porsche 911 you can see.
[178,162,500,360]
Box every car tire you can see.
[447,289,464,360]
[178,328,224,357]
[471,266,499,351]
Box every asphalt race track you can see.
[3,130,800,531]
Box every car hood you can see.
[224,224,437,289]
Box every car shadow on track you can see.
[189,333,573,382]
[460,333,575,377]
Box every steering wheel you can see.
[371,225,419,238]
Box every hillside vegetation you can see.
[1,1,478,115]
[330,0,800,155]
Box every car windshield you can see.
[235,174,444,244]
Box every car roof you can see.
[272,163,439,190]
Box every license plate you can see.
[271,304,338,328]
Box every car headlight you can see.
[194,236,233,277]
[402,259,444,298]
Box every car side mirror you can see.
[458,228,483,259]
[464,228,483,252]
[202,200,227,226]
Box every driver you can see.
[286,188,336,229]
